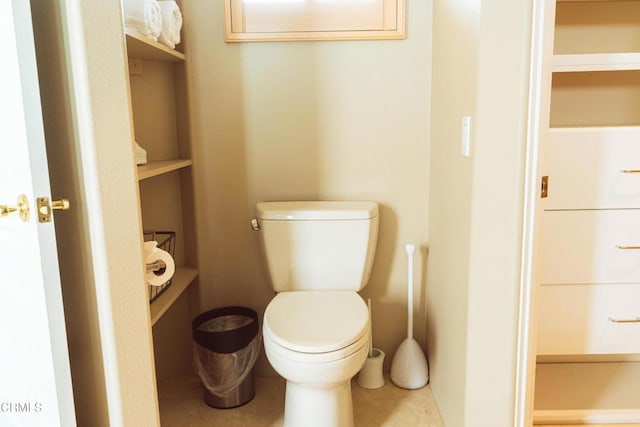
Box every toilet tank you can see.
[256,201,379,292]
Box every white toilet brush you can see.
[390,244,429,389]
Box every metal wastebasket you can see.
[192,306,261,409]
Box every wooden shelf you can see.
[125,30,185,62]
[150,266,198,325]
[137,159,192,181]
[553,53,640,72]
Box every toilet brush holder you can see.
[357,348,385,389]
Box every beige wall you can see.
[183,1,432,373]
[428,1,479,426]
[429,0,533,426]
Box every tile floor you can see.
[158,373,444,427]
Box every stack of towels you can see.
[123,0,183,49]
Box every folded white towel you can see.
[158,1,182,49]
[123,0,162,42]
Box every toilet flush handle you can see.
[250,218,260,231]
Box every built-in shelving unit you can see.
[123,5,199,398]
[123,4,200,418]
[125,33,197,322]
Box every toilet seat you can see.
[263,291,369,359]
[264,327,369,364]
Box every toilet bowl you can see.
[263,291,370,427]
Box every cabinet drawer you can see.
[540,210,640,285]
[537,284,640,355]
[544,127,640,210]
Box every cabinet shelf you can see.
[125,30,185,62]
[150,266,198,325]
[552,53,640,72]
[137,159,192,180]
[533,362,640,424]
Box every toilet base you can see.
[284,380,354,427]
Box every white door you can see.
[0,1,75,426]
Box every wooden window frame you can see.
[223,0,405,42]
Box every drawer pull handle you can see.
[609,317,640,323]
[621,169,640,173]
[616,245,640,250]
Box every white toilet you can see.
[254,201,379,427]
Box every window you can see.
[224,0,405,42]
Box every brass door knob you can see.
[0,194,30,222]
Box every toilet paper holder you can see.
[143,230,176,303]
[146,260,167,273]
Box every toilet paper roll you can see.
[143,240,158,258]
[357,348,385,389]
[144,242,175,287]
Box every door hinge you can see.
[541,176,548,198]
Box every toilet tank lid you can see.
[257,201,378,221]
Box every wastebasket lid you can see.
[263,291,369,354]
